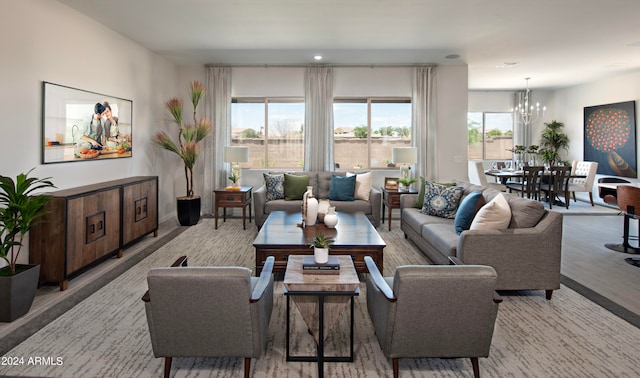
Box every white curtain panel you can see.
[204,65,232,215]
[304,66,335,171]
[514,91,529,147]
[412,66,437,181]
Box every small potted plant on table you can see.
[309,233,335,264]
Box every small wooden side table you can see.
[381,186,418,231]
[214,186,253,230]
[283,255,360,378]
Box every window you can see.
[231,98,304,169]
[468,112,514,160]
[334,98,411,169]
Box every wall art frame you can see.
[42,81,133,164]
[584,100,637,178]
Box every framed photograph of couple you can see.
[42,81,133,164]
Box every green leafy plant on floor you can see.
[0,168,55,275]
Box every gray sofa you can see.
[253,171,381,228]
[400,181,563,299]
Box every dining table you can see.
[484,169,587,207]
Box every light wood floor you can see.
[561,212,640,315]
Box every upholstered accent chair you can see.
[364,256,501,378]
[468,160,506,191]
[568,160,599,206]
[142,256,275,378]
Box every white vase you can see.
[303,186,318,226]
[314,247,329,264]
[324,206,338,228]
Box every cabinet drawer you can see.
[389,195,402,206]
[218,193,245,204]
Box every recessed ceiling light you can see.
[314,55,323,61]
[445,54,460,59]
[496,62,518,68]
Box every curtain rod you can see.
[205,63,437,68]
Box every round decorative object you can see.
[324,206,338,228]
[314,247,329,264]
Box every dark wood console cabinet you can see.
[30,176,158,290]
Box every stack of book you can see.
[302,255,340,274]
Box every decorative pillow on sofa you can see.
[346,171,373,201]
[420,181,463,219]
[469,193,511,230]
[263,173,285,201]
[329,174,356,201]
[454,190,486,235]
[284,173,309,200]
[413,176,426,208]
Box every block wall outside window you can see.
[468,112,514,161]
[334,98,412,170]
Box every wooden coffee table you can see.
[253,211,385,275]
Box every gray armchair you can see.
[364,256,501,378]
[142,256,275,378]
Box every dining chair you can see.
[468,160,506,191]
[506,165,544,200]
[568,160,598,206]
[539,166,571,209]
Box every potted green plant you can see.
[154,81,211,226]
[397,177,417,190]
[227,172,240,190]
[0,168,55,322]
[540,120,570,166]
[309,233,335,264]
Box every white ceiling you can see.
[58,0,640,90]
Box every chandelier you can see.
[514,77,546,126]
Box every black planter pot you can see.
[177,196,201,226]
[0,264,40,322]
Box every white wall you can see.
[0,0,181,264]
[554,70,640,169]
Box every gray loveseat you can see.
[400,181,563,299]
[253,171,381,228]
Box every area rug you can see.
[545,199,620,216]
[2,218,640,377]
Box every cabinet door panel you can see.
[66,188,121,273]
[122,179,158,245]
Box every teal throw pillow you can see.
[263,173,285,201]
[454,190,486,234]
[284,174,309,200]
[329,174,356,201]
[420,181,463,219]
[413,176,426,208]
